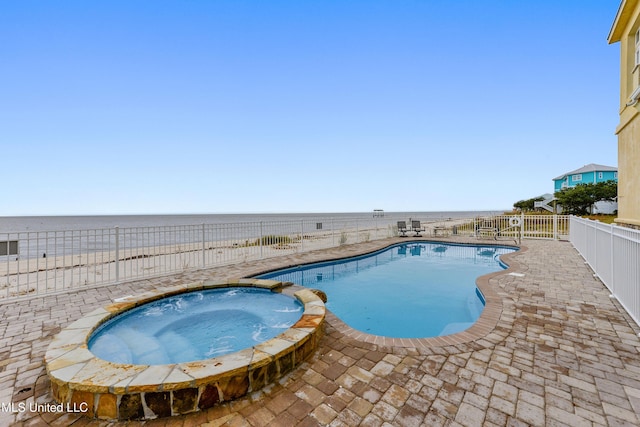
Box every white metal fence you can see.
[570,216,640,326]
[449,214,569,241]
[1,214,569,300]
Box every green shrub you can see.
[339,232,348,245]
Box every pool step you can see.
[467,293,484,319]
[116,327,172,364]
[89,333,134,364]
[157,331,200,363]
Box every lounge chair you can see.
[431,225,451,237]
[397,221,408,237]
[475,218,499,240]
[411,220,426,237]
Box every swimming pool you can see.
[257,242,515,338]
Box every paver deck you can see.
[2,237,640,426]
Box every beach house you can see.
[608,0,640,228]
[540,164,618,214]
[552,164,618,192]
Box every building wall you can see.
[616,115,640,226]
[569,172,593,186]
[610,0,640,228]
[553,179,565,192]
[600,171,618,183]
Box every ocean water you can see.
[0,211,503,233]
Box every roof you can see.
[553,164,618,181]
[609,0,638,44]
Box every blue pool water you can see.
[257,242,515,338]
[88,288,303,365]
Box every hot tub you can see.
[44,279,325,420]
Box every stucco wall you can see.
[616,109,640,227]
[610,1,640,228]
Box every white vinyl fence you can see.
[570,216,640,327]
[1,214,569,300]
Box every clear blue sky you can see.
[1,0,620,215]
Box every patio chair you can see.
[475,218,499,240]
[432,225,451,237]
[411,220,426,237]
[397,221,409,237]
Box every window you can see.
[636,29,640,66]
[636,28,640,66]
[598,172,603,179]
[572,174,582,182]
[615,172,618,179]
[632,28,640,95]
[0,240,18,256]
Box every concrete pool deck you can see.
[2,237,640,426]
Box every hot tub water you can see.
[89,287,303,365]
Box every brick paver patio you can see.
[2,237,640,426]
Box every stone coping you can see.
[255,240,524,349]
[44,279,325,420]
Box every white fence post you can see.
[610,223,615,295]
[375,215,378,240]
[260,221,263,259]
[594,220,597,270]
[115,226,120,283]
[201,223,206,268]
[331,218,335,246]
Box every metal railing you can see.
[1,214,569,300]
[435,214,570,241]
[570,216,640,327]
